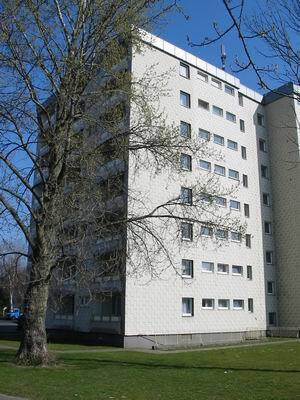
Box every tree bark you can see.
[17,278,50,365]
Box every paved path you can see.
[0,339,297,354]
[0,395,27,400]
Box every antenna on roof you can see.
[221,44,226,71]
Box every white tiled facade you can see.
[46,32,300,347]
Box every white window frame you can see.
[232,265,243,275]
[201,261,214,273]
[231,232,242,242]
[198,128,210,141]
[182,259,194,278]
[215,196,227,207]
[218,299,230,310]
[225,84,235,96]
[240,119,245,132]
[198,99,209,110]
[201,226,213,237]
[199,159,211,171]
[217,263,229,274]
[214,164,226,176]
[247,265,253,280]
[213,134,224,146]
[216,229,228,240]
[212,105,224,117]
[229,169,240,180]
[181,187,193,205]
[182,297,194,317]
[180,62,190,79]
[180,91,191,108]
[180,153,192,171]
[181,222,193,241]
[227,139,238,151]
[226,111,236,123]
[233,299,244,310]
[180,121,191,138]
[197,71,208,82]
[230,200,240,211]
[202,298,214,309]
[211,78,222,89]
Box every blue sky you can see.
[154,0,294,93]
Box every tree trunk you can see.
[17,279,50,365]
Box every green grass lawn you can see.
[0,341,299,400]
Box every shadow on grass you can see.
[62,357,300,374]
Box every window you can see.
[267,281,275,295]
[79,296,90,306]
[217,263,229,274]
[225,85,235,95]
[268,312,277,326]
[241,146,247,159]
[246,234,251,248]
[214,164,226,176]
[248,298,254,312]
[247,265,253,280]
[180,187,193,205]
[199,159,211,171]
[243,174,248,187]
[230,200,240,211]
[232,265,243,275]
[264,221,272,235]
[218,299,230,309]
[259,139,267,152]
[180,91,191,108]
[212,105,223,117]
[244,204,250,218]
[214,134,224,145]
[229,169,239,180]
[199,128,210,141]
[180,121,191,138]
[201,226,213,237]
[181,222,193,241]
[240,119,245,132]
[197,71,208,82]
[202,298,214,309]
[226,111,236,123]
[263,193,270,206]
[233,299,244,310]
[180,62,190,79]
[198,99,209,110]
[257,113,265,126]
[261,165,269,178]
[231,231,242,242]
[202,261,214,273]
[200,193,211,203]
[266,251,273,264]
[211,78,222,89]
[182,298,194,316]
[238,92,244,106]
[216,229,228,240]
[215,196,227,207]
[180,153,192,171]
[227,139,238,151]
[182,259,193,278]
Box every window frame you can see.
[201,261,214,273]
[198,99,210,111]
[233,299,244,310]
[232,265,243,275]
[218,299,230,310]
[182,259,194,278]
[213,134,225,146]
[180,121,191,138]
[179,62,190,79]
[212,105,224,117]
[202,298,215,309]
[240,119,245,132]
[180,153,192,171]
[225,84,235,96]
[227,139,238,151]
[199,159,211,172]
[181,187,193,205]
[217,263,229,274]
[181,222,193,241]
[182,297,194,317]
[197,70,208,82]
[180,91,191,108]
[211,77,222,89]
[226,111,236,123]
[244,203,250,218]
[198,128,210,141]
[214,164,226,176]
[247,265,253,280]
[229,169,240,181]
[230,200,241,211]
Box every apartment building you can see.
[45,31,300,348]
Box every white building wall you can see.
[124,39,268,343]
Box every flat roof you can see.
[140,30,263,104]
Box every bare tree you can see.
[188,0,300,92]
[0,0,243,365]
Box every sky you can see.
[153,0,295,94]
